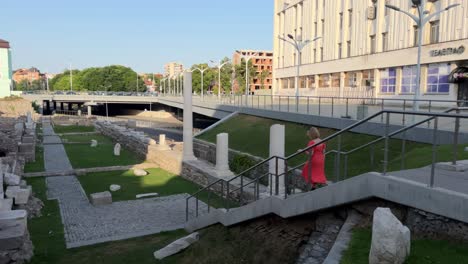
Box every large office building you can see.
[233,50,274,92]
[0,39,12,98]
[164,62,184,77]
[273,0,468,103]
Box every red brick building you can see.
[233,50,273,93]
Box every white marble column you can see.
[157,134,170,150]
[215,133,233,177]
[183,71,197,161]
[269,124,285,196]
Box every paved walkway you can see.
[390,161,468,194]
[41,117,204,248]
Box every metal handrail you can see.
[185,108,468,221]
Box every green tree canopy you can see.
[49,65,145,92]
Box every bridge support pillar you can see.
[60,102,64,110]
[44,101,51,115]
[183,71,197,161]
[68,103,73,110]
[215,133,233,178]
[52,101,57,110]
[87,105,92,117]
[269,124,285,197]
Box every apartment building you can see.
[164,62,184,77]
[233,50,274,92]
[0,39,12,97]
[273,0,468,103]
[13,67,43,83]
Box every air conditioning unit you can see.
[367,6,376,20]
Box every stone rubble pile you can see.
[0,112,43,263]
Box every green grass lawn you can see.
[59,134,144,169]
[53,125,95,134]
[341,228,468,264]
[197,114,468,179]
[78,168,234,208]
[28,177,188,264]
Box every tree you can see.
[233,59,256,95]
[49,66,145,92]
[258,69,270,90]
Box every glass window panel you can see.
[438,75,449,84]
[389,78,396,85]
[428,66,439,74]
[428,76,438,84]
[439,84,449,93]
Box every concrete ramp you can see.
[186,172,468,232]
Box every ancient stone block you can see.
[90,191,112,206]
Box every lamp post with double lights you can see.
[279,34,321,112]
[385,0,460,111]
[192,66,208,100]
[211,59,231,101]
[237,52,259,105]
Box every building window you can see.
[307,76,316,88]
[363,70,375,87]
[338,43,342,59]
[321,19,325,36]
[385,0,390,16]
[382,33,388,52]
[348,9,353,28]
[331,73,341,88]
[320,47,324,61]
[401,65,417,94]
[314,49,317,63]
[380,68,396,93]
[347,41,351,57]
[427,63,450,93]
[339,13,343,30]
[281,79,288,89]
[314,22,318,37]
[345,72,358,87]
[289,78,295,89]
[370,35,376,54]
[319,74,329,88]
[430,20,440,44]
[413,26,419,47]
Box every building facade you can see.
[0,39,12,98]
[13,67,43,83]
[164,62,184,77]
[233,50,274,92]
[273,0,468,104]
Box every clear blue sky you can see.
[2,0,273,74]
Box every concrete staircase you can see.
[185,172,468,232]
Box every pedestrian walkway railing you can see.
[186,107,468,221]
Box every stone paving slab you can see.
[41,117,206,248]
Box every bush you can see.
[32,101,40,113]
[229,154,257,175]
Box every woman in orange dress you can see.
[301,127,327,189]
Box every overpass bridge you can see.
[22,93,468,144]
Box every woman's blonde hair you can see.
[307,127,320,139]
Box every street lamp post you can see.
[100,84,112,120]
[192,66,208,100]
[279,34,321,112]
[211,60,231,101]
[386,0,460,111]
[238,52,259,105]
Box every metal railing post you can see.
[430,117,438,188]
[307,97,310,114]
[284,159,288,199]
[401,130,407,170]
[336,135,342,181]
[381,99,385,123]
[275,157,279,196]
[240,174,244,205]
[383,112,390,175]
[346,98,349,118]
[453,109,460,165]
[343,154,349,179]
[287,97,290,112]
[318,97,321,116]
[402,100,406,125]
[331,97,334,117]
[195,196,199,217]
[185,198,189,221]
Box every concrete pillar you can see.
[215,133,232,177]
[60,102,64,110]
[183,71,196,161]
[68,103,73,110]
[45,101,51,115]
[53,101,57,110]
[269,124,285,196]
[87,105,92,117]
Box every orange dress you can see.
[301,140,327,185]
